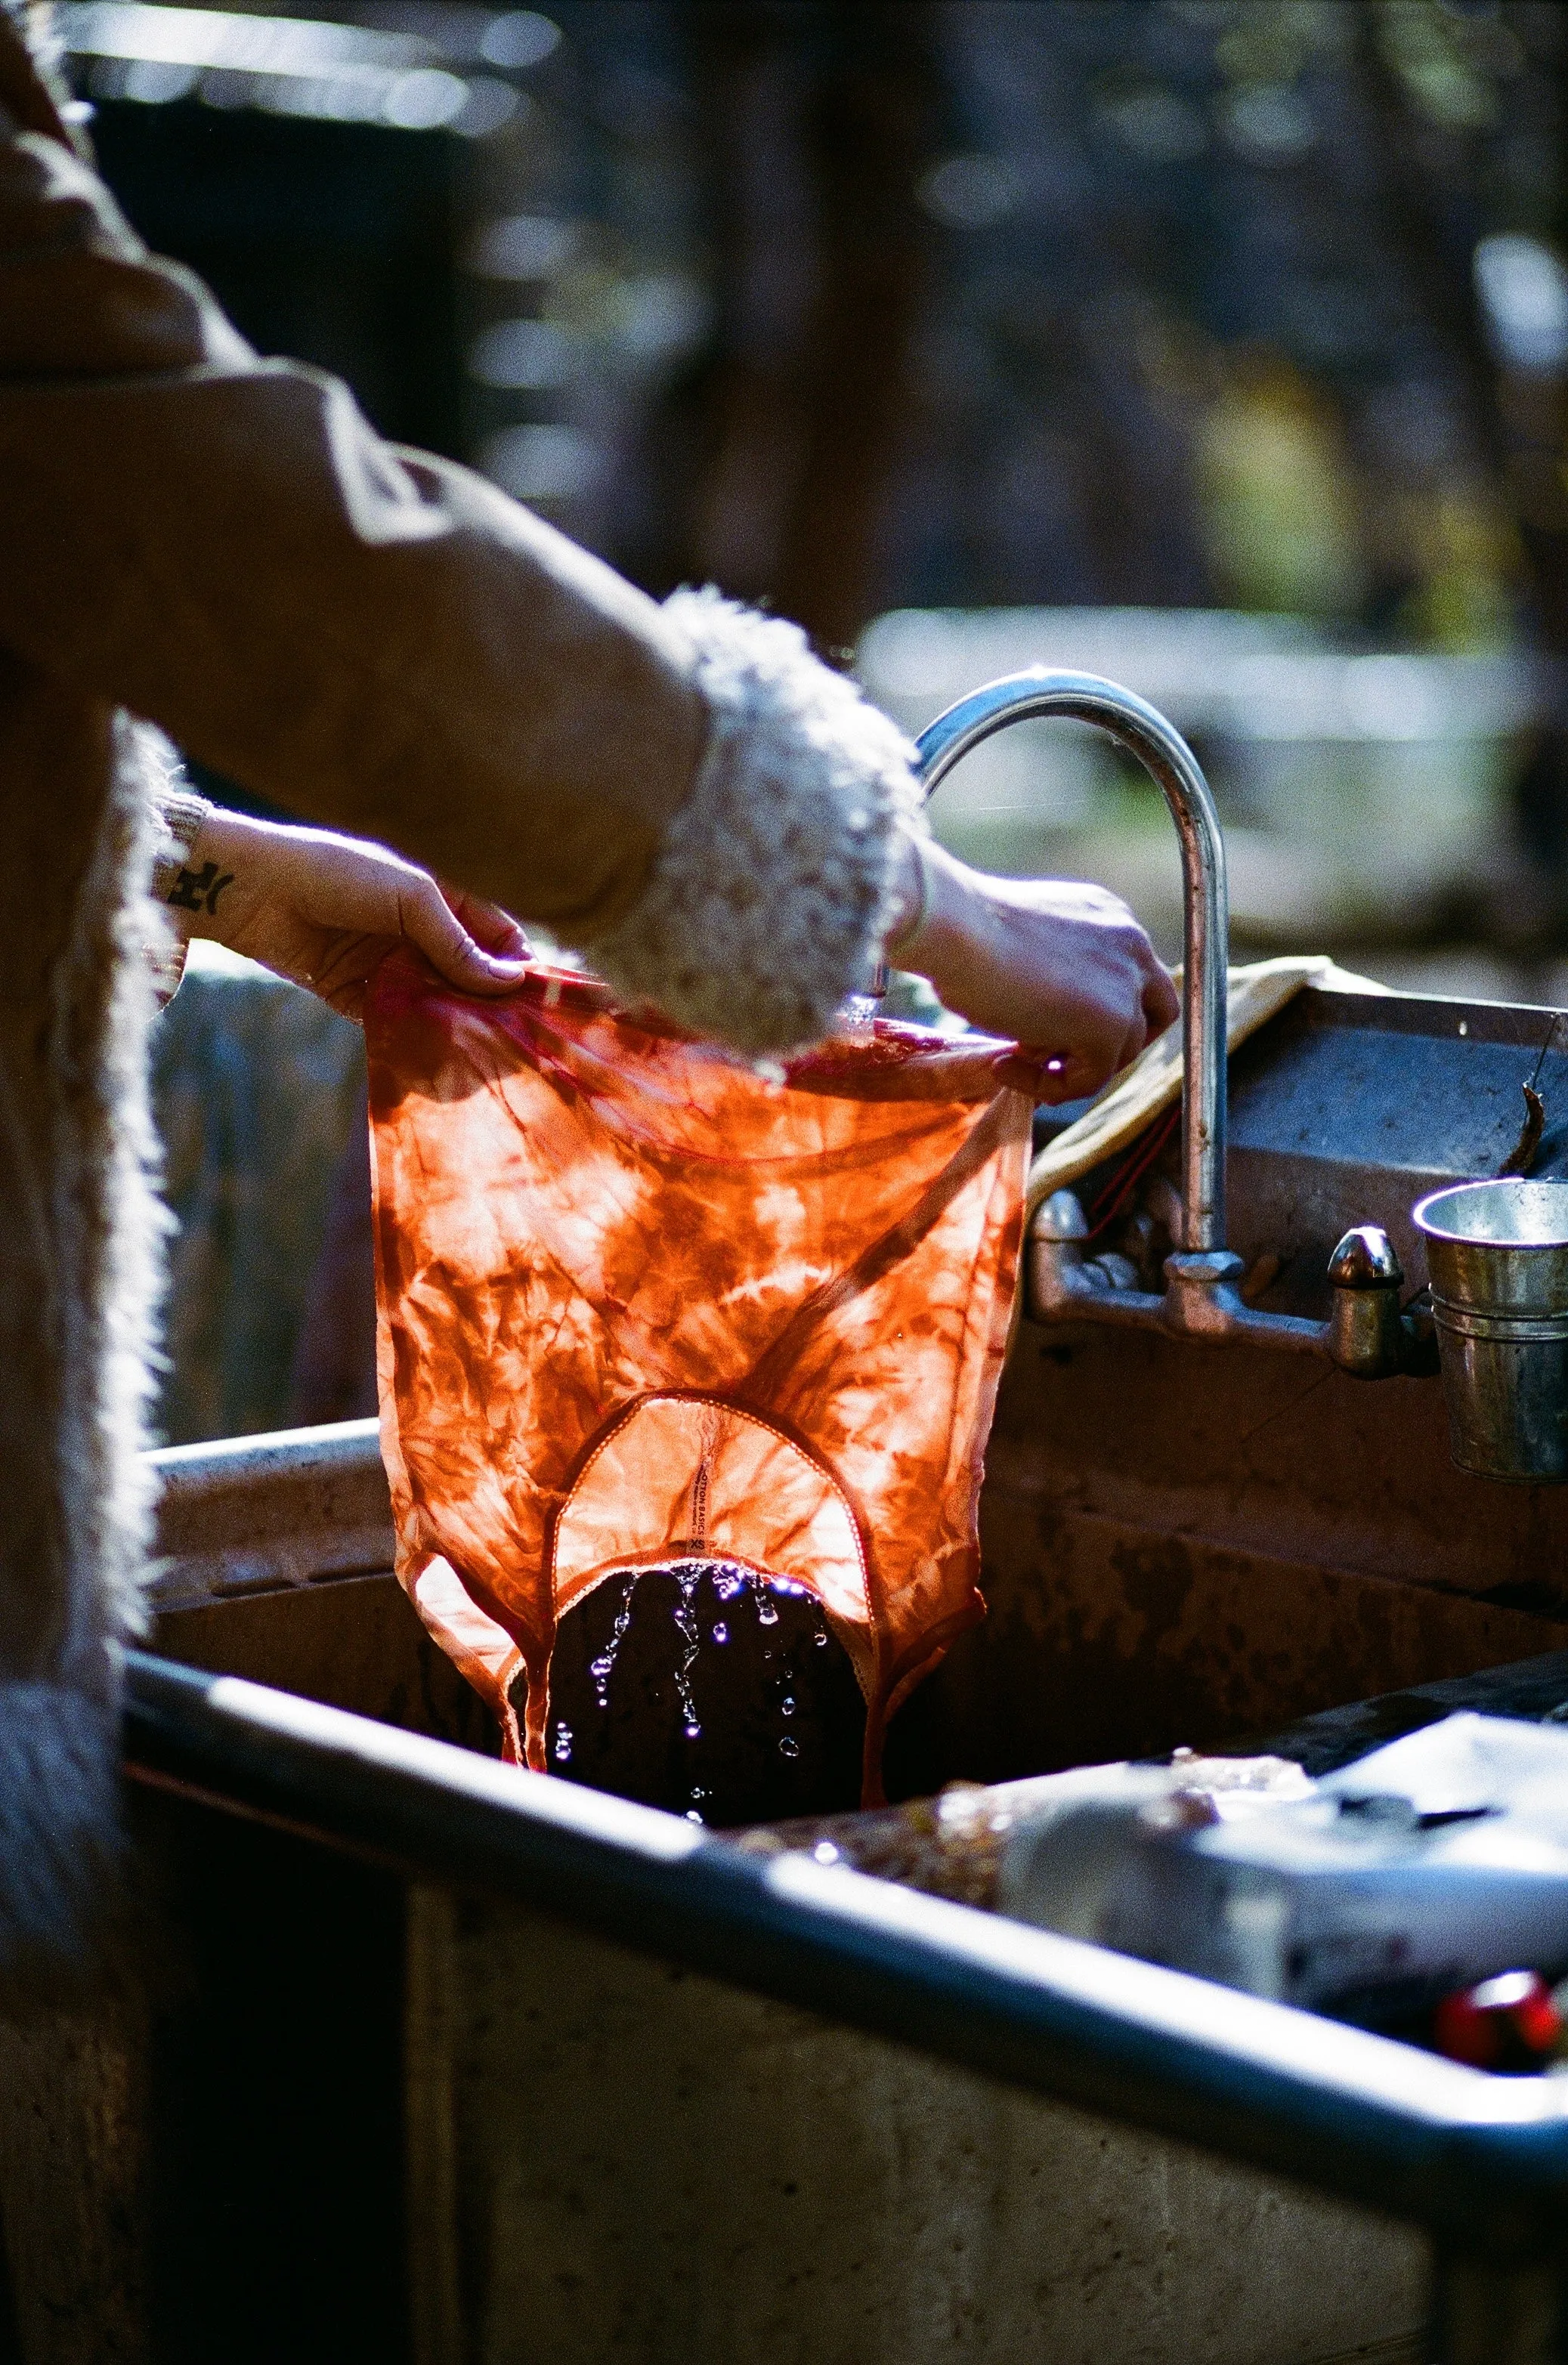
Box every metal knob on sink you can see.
[911,670,1440,1387]
[1324,1226,1438,1381]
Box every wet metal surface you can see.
[148,1416,392,1608]
[1223,990,1568,1315]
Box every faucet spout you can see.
[914,669,1228,1254]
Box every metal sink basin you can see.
[8,969,1568,2362]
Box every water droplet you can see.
[592,1574,638,1709]
[813,1841,840,1864]
[552,1720,573,1764]
[812,1629,828,1648]
[671,1563,704,1750]
[779,1737,799,1760]
[781,1697,796,1717]
[756,1599,779,1628]
[712,1621,728,1645]
[685,1808,704,1824]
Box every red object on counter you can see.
[1431,1972,1562,2072]
[365,952,1031,1804]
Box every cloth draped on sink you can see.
[365,951,1031,1805]
[1025,954,1389,1223]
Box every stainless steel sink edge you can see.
[119,1646,1568,2268]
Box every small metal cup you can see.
[1413,1179,1568,1482]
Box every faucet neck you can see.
[914,669,1229,1255]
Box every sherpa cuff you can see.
[148,783,209,895]
[141,737,209,1003]
[584,588,926,1057]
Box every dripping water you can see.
[674,1557,725,1820]
[840,992,879,1043]
[744,1570,829,1761]
[571,1558,843,1813]
[589,1574,637,1711]
[673,1562,704,1744]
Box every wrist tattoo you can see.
[167,861,236,916]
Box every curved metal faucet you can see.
[916,669,1226,1254]
[911,669,1430,1374]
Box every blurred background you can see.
[56,0,1568,1432]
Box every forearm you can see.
[0,358,706,951]
[146,781,540,1019]
[0,60,1163,1087]
[0,33,702,942]
[0,26,917,1050]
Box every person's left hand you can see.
[884,835,1178,1103]
[161,806,532,1020]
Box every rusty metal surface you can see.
[411,1879,1423,2365]
[733,1756,1303,1914]
[145,1420,498,1757]
[899,1472,1568,1790]
[153,1575,499,1758]
[927,984,1568,1788]
[1038,986,1568,1322]
[0,1739,1426,2365]
[0,2013,147,2365]
[147,1417,391,1611]
[735,1650,1568,1915]
[987,1315,1568,1605]
[134,978,1568,1809]
[1217,988,1568,1313]
[139,1311,1568,1808]
[1231,1648,1568,1778]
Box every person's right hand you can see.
[162,806,531,1022]
[886,835,1179,1103]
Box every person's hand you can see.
[162,807,531,1021]
[886,834,1179,1103]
